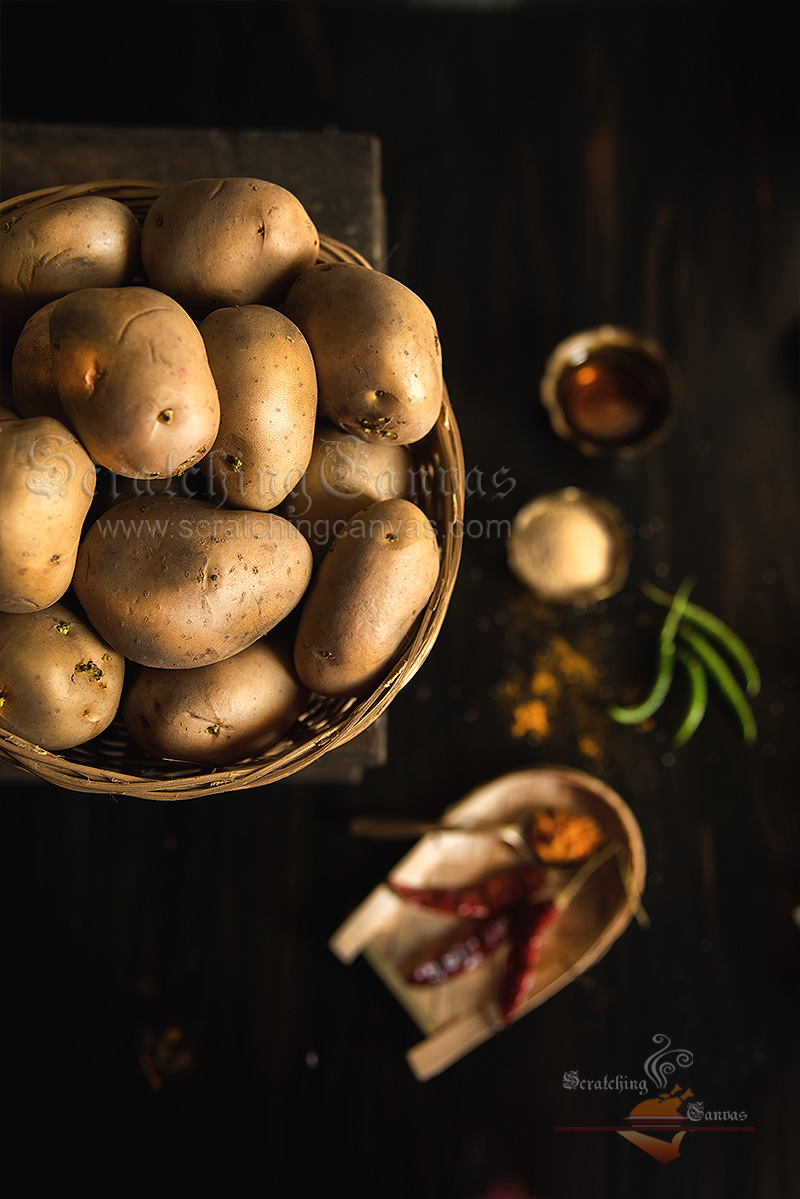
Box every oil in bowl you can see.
[540,326,681,458]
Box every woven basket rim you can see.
[1,178,169,209]
[0,178,465,799]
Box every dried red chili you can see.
[390,865,545,920]
[498,899,561,1023]
[405,911,512,985]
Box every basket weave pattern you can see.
[0,180,465,799]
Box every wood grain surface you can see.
[0,2,797,1195]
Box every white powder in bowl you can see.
[507,490,625,603]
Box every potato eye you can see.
[74,661,103,680]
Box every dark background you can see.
[1,2,798,1196]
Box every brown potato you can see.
[50,286,220,478]
[140,177,319,317]
[122,637,308,765]
[293,497,440,698]
[0,602,125,750]
[199,305,317,511]
[282,263,444,446]
[0,195,140,331]
[279,420,415,560]
[0,370,18,421]
[10,300,69,423]
[73,495,313,669]
[0,415,96,612]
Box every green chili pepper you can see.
[677,624,758,745]
[606,658,675,725]
[641,580,761,697]
[607,575,695,725]
[673,645,708,747]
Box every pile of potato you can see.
[0,177,445,767]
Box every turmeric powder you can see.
[511,699,550,740]
[578,733,603,762]
[528,807,606,862]
[498,596,611,766]
[505,635,598,747]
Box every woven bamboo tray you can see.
[0,180,465,799]
[331,766,647,1080]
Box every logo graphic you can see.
[558,1033,753,1164]
[619,1033,694,1162]
[318,435,376,500]
[26,434,79,498]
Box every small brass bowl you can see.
[540,326,682,459]
[507,487,631,606]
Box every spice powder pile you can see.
[496,595,608,766]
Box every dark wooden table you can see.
[1,3,797,1196]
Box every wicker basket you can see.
[0,180,465,799]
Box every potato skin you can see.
[0,415,96,612]
[293,497,440,698]
[0,602,125,750]
[0,195,140,331]
[199,305,317,511]
[73,495,313,669]
[0,371,19,421]
[50,286,220,478]
[282,263,444,446]
[140,177,319,317]
[10,300,68,423]
[279,420,415,560]
[122,638,308,765]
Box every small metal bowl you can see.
[507,487,631,606]
[540,326,682,459]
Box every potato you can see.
[282,263,444,446]
[199,305,317,511]
[0,602,125,750]
[293,497,440,698]
[0,195,140,331]
[122,637,308,765]
[10,300,69,423]
[279,420,415,560]
[73,495,313,669]
[0,367,17,420]
[0,415,96,612]
[50,286,220,478]
[140,177,319,317]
